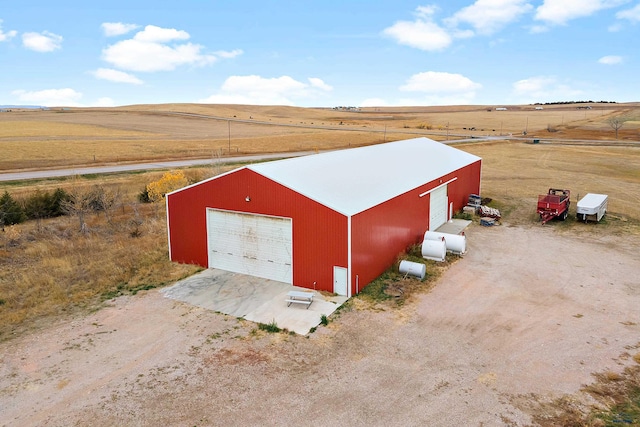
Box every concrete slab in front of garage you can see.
[161,269,348,335]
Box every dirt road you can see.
[0,152,314,182]
[1,223,639,426]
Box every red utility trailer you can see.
[537,188,570,224]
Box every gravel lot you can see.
[1,223,639,426]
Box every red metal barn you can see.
[166,137,481,297]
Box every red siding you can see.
[167,168,348,293]
[447,160,482,215]
[168,160,481,296]
[349,160,481,295]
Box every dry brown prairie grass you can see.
[0,120,154,138]
[3,103,637,172]
[0,175,201,340]
[531,363,640,426]
[459,140,640,224]
[0,116,396,170]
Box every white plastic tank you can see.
[421,237,447,262]
[398,260,426,279]
[424,231,466,254]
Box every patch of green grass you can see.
[101,280,164,299]
[484,197,513,219]
[101,283,126,300]
[129,283,157,295]
[357,270,396,303]
[453,211,473,220]
[592,386,640,426]
[320,314,329,326]
[258,320,281,333]
[330,299,353,318]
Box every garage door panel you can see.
[207,210,292,283]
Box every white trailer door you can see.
[207,209,292,283]
[429,185,449,231]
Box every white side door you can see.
[333,266,348,296]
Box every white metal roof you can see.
[248,137,481,216]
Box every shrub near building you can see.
[0,191,26,229]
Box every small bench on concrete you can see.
[286,290,314,309]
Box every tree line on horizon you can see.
[534,100,618,105]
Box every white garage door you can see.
[429,185,448,231]
[206,209,292,283]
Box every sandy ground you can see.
[1,223,639,427]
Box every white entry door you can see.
[333,266,348,296]
[429,185,448,230]
[207,209,292,283]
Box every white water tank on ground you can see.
[424,231,467,254]
[398,260,426,279]
[421,237,447,262]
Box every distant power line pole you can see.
[228,120,231,153]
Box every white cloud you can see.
[102,25,218,72]
[22,31,63,52]
[535,0,629,25]
[598,55,623,64]
[308,77,333,91]
[383,1,532,51]
[415,5,439,17]
[512,76,583,102]
[92,68,143,84]
[11,88,83,107]
[529,24,550,33]
[94,97,116,107]
[101,22,139,37]
[400,71,482,94]
[395,71,482,106]
[513,76,556,93]
[446,0,534,35]
[133,25,189,43]
[400,94,480,106]
[617,3,640,21]
[382,6,452,51]
[0,19,17,42]
[200,75,332,106]
[214,49,243,59]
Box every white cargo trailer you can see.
[577,193,608,222]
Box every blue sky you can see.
[1,0,639,108]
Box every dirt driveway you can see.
[1,223,639,426]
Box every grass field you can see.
[2,102,639,171]
[461,140,640,222]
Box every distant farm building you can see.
[166,138,482,297]
[495,107,508,111]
